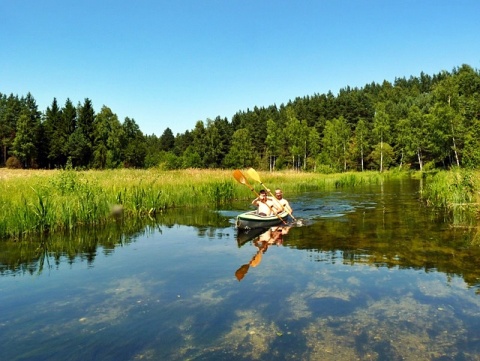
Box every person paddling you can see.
[252,189,276,216]
[269,188,293,215]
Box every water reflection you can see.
[0,218,158,275]
[1,179,480,360]
[235,226,291,281]
[0,208,231,276]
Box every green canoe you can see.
[235,210,289,230]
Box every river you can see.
[1,178,479,360]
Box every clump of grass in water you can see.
[30,188,51,233]
[202,181,236,207]
[421,169,480,226]
[421,169,478,208]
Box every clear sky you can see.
[2,0,479,136]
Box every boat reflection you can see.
[235,226,291,281]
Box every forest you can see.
[1,64,479,172]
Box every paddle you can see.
[232,170,287,225]
[233,169,258,196]
[246,168,297,222]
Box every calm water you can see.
[1,179,480,361]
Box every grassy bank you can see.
[2,168,474,241]
[0,169,236,240]
[0,168,407,240]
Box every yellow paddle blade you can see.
[247,168,262,183]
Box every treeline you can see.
[1,64,480,171]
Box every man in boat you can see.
[269,188,293,214]
[252,189,277,216]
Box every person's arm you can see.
[271,200,284,213]
[267,200,278,214]
[283,199,293,213]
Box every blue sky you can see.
[2,0,479,136]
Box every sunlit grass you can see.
[1,167,473,240]
[420,169,480,208]
[420,168,480,226]
[0,169,240,239]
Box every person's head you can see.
[275,189,283,199]
[259,189,267,201]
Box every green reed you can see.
[0,169,250,240]
[420,169,480,225]
[0,168,462,241]
[420,169,479,208]
[257,170,393,193]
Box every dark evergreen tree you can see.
[61,98,77,166]
[173,130,193,157]
[11,93,42,168]
[159,127,175,151]
[66,129,91,168]
[44,98,65,168]
[190,121,207,167]
[75,98,95,167]
[12,113,37,168]
[0,94,22,165]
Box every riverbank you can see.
[0,168,477,240]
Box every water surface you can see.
[1,179,479,360]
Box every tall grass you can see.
[256,170,400,193]
[0,169,241,240]
[420,169,479,208]
[420,169,480,225]
[0,168,437,240]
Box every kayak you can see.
[235,210,289,230]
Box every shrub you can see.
[6,156,23,169]
[315,164,337,174]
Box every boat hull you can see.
[235,211,289,230]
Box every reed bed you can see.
[0,168,401,240]
[260,170,395,193]
[420,169,480,227]
[420,169,480,208]
[0,169,238,240]
[0,167,458,241]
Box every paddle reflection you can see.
[235,226,291,281]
